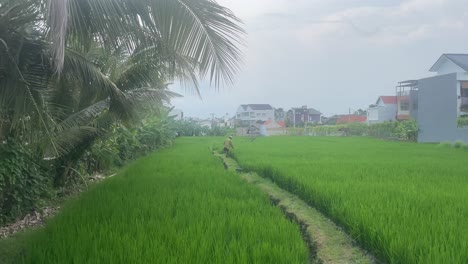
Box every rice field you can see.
[232,137,468,264]
[19,138,308,263]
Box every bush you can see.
[437,142,452,148]
[348,123,368,136]
[453,141,464,149]
[395,119,418,141]
[368,121,398,139]
[457,117,468,128]
[0,140,51,224]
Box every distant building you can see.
[367,96,397,124]
[287,106,322,127]
[336,115,367,124]
[235,104,275,127]
[396,80,419,121]
[414,53,468,142]
[262,120,287,136]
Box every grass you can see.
[232,136,468,264]
[14,138,308,263]
[218,152,375,264]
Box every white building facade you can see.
[236,104,275,126]
[367,96,397,124]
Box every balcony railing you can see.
[397,91,410,97]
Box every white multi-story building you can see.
[235,104,275,126]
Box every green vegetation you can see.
[0,141,50,224]
[457,116,468,128]
[17,138,308,263]
[233,137,468,263]
[219,152,374,264]
[308,119,418,141]
[0,0,244,224]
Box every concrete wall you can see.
[236,109,274,122]
[436,59,464,75]
[418,73,468,143]
[367,105,396,124]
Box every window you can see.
[461,82,468,97]
[400,100,409,111]
[262,113,266,117]
[463,89,468,97]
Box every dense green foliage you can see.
[0,0,244,223]
[309,119,418,141]
[19,138,308,263]
[171,120,231,136]
[0,141,50,224]
[233,137,468,264]
[457,116,468,128]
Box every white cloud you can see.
[171,0,468,118]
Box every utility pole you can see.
[210,113,215,129]
[293,108,296,128]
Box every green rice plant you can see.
[437,141,453,148]
[19,138,308,263]
[233,137,468,264]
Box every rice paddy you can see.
[18,138,308,263]
[232,136,468,264]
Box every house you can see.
[367,96,397,124]
[396,80,419,121]
[287,106,322,127]
[262,120,287,136]
[235,104,275,127]
[336,115,367,124]
[414,54,468,143]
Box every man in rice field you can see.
[223,136,234,154]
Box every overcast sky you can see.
[169,0,468,119]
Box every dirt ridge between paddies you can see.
[215,152,378,264]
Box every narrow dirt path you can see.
[215,152,378,264]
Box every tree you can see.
[0,0,245,184]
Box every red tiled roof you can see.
[263,120,286,128]
[336,115,367,124]
[380,96,397,105]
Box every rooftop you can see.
[240,104,274,111]
[430,54,468,72]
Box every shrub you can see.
[438,142,452,148]
[457,117,468,128]
[0,140,51,224]
[453,141,464,149]
[395,119,418,141]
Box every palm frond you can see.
[62,48,134,120]
[150,0,246,87]
[47,0,69,73]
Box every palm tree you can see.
[0,0,245,185]
[1,0,244,140]
[47,0,245,86]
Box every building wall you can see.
[367,105,396,124]
[367,107,379,124]
[436,60,464,75]
[418,73,468,143]
[236,108,274,122]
